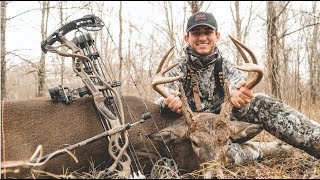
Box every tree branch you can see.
[281,22,320,38]
[8,52,38,69]
[276,1,290,19]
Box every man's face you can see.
[184,25,220,56]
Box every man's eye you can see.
[205,31,213,35]
[192,32,201,36]
[191,31,213,36]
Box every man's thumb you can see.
[169,90,181,96]
[236,80,246,89]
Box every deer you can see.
[1,36,263,179]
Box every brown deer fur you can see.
[2,96,206,178]
[2,82,245,179]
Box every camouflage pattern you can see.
[155,46,245,114]
[156,45,320,162]
[232,93,320,159]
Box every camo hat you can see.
[186,12,218,32]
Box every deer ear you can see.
[229,121,263,143]
[147,122,189,144]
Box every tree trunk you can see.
[309,2,318,104]
[188,1,203,14]
[230,1,254,66]
[278,1,288,101]
[295,42,302,111]
[59,1,66,86]
[234,1,242,65]
[118,1,123,82]
[125,22,132,94]
[266,1,281,99]
[316,2,320,106]
[38,1,50,97]
[1,1,7,100]
[164,1,175,48]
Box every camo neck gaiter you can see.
[184,45,222,70]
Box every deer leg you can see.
[227,140,264,165]
[244,141,294,159]
[232,93,320,159]
[227,140,294,165]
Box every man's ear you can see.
[184,34,189,44]
[216,31,221,41]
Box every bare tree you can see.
[124,21,133,94]
[231,1,243,65]
[230,1,255,65]
[308,2,319,104]
[187,1,203,13]
[266,1,281,99]
[144,1,188,57]
[277,1,289,100]
[0,1,39,100]
[150,1,177,51]
[264,1,319,108]
[38,1,50,97]
[58,1,66,86]
[178,2,188,55]
[233,2,241,44]
[99,3,117,82]
[1,1,7,100]
[118,1,123,82]
[163,1,175,48]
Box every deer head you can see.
[151,36,263,178]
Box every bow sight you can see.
[41,14,133,177]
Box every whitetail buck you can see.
[1,36,262,179]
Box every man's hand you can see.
[164,90,182,113]
[231,80,254,109]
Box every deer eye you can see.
[216,122,226,130]
[191,136,200,147]
[192,141,200,148]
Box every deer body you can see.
[1,96,203,178]
[1,87,240,179]
[1,91,259,179]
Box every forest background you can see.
[1,1,319,114]
[1,1,320,117]
[1,1,320,178]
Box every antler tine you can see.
[229,36,263,90]
[163,48,174,73]
[229,35,258,64]
[156,46,175,74]
[178,82,196,124]
[229,35,250,63]
[152,47,183,98]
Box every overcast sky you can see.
[4,1,316,69]
[5,1,249,57]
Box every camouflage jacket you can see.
[155,45,245,114]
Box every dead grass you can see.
[26,147,318,179]
[223,151,320,179]
[4,127,319,179]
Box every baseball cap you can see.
[186,12,218,32]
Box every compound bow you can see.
[41,14,132,178]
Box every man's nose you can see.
[198,33,207,40]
